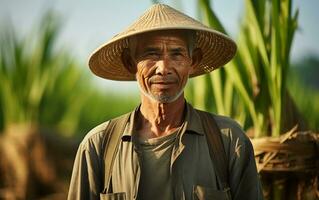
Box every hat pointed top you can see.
[118,3,206,38]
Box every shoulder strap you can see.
[102,113,130,194]
[197,110,230,191]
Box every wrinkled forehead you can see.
[129,29,195,53]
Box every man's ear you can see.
[191,48,203,71]
[121,48,137,74]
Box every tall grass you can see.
[188,0,300,137]
[0,11,139,136]
[0,11,88,136]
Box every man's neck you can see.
[137,95,186,139]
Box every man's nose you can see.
[155,56,172,75]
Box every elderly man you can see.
[68,4,263,200]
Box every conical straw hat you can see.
[89,4,237,81]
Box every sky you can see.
[1,0,319,92]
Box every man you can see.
[68,4,263,200]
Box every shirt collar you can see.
[122,101,204,140]
[184,102,205,135]
[122,105,139,138]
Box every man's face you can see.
[132,30,195,103]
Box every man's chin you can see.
[149,91,184,104]
[152,95,175,104]
[138,83,184,104]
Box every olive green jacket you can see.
[68,103,263,200]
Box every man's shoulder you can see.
[204,113,254,157]
[211,114,242,131]
[207,112,249,141]
[80,120,110,148]
[194,108,242,131]
[191,105,247,140]
[80,111,133,149]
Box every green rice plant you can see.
[185,1,245,123]
[192,0,300,137]
[0,11,89,136]
[0,11,140,137]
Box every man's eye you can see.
[148,52,158,56]
[171,52,185,59]
[172,52,183,56]
[143,51,158,56]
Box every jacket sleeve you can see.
[67,137,104,200]
[226,125,264,200]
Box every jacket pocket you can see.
[193,185,230,200]
[100,192,126,200]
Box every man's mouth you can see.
[149,76,178,85]
[152,81,175,84]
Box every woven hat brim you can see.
[89,26,236,81]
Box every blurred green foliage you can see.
[0,11,139,137]
[288,56,319,131]
[186,0,302,137]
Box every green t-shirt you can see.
[135,131,178,200]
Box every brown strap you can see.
[102,113,130,193]
[197,110,230,191]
